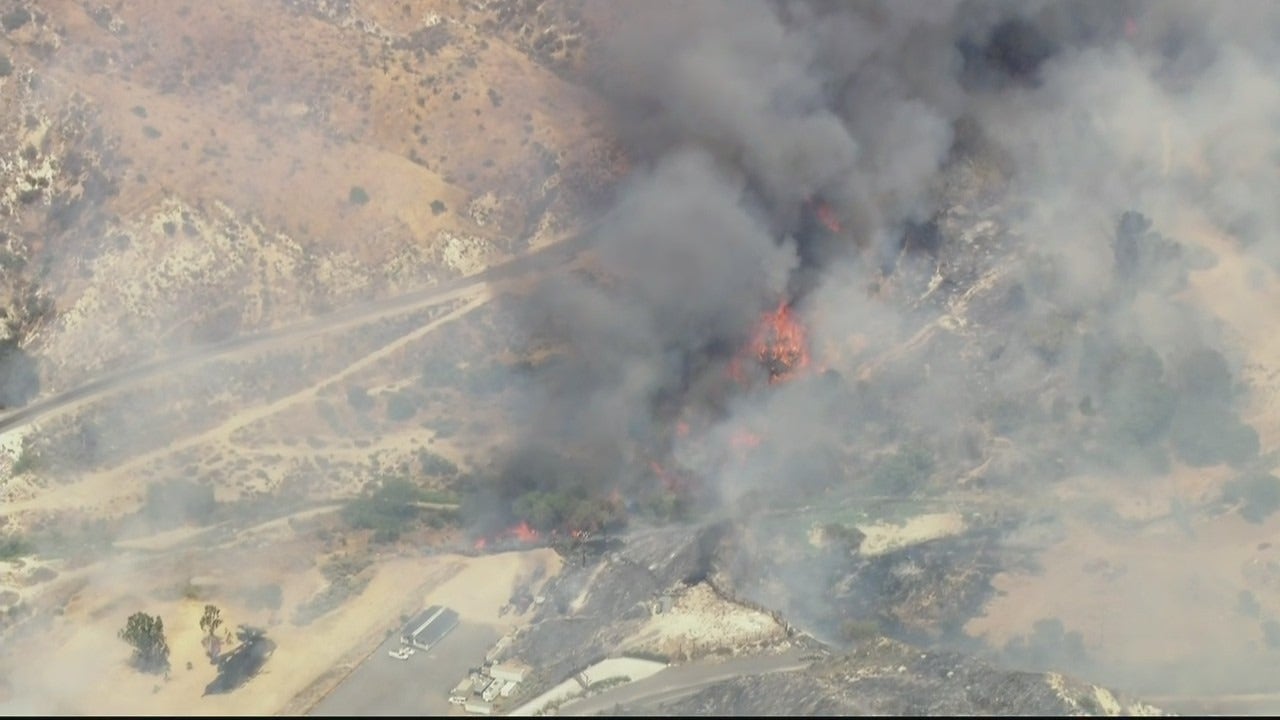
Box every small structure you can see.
[464,700,494,715]
[490,661,529,684]
[400,605,459,651]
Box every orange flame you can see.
[730,430,763,450]
[751,301,811,383]
[676,421,691,438]
[509,521,539,543]
[815,201,843,234]
[474,521,540,551]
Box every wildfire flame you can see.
[510,521,539,543]
[473,520,540,551]
[730,429,763,450]
[751,301,811,383]
[815,200,843,234]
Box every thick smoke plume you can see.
[486,0,1280,703]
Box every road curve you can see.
[0,229,594,436]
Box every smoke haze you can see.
[490,0,1280,703]
[5,0,1280,713]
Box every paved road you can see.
[0,229,593,435]
[559,649,811,716]
[309,622,500,717]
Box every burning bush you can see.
[729,301,813,386]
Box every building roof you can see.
[401,605,459,648]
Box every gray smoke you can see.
[490,0,1280,705]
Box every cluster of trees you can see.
[1080,335,1260,469]
[119,604,274,691]
[510,491,624,534]
[460,447,628,535]
[416,448,458,478]
[200,604,225,662]
[119,612,170,674]
[342,476,457,542]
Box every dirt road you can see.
[0,229,592,436]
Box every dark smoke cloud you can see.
[517,149,795,452]
[489,0,1280,702]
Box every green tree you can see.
[119,612,171,673]
[200,604,223,660]
[341,477,429,542]
[199,604,223,636]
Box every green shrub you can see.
[341,478,428,541]
[10,438,41,475]
[348,186,370,205]
[416,449,458,478]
